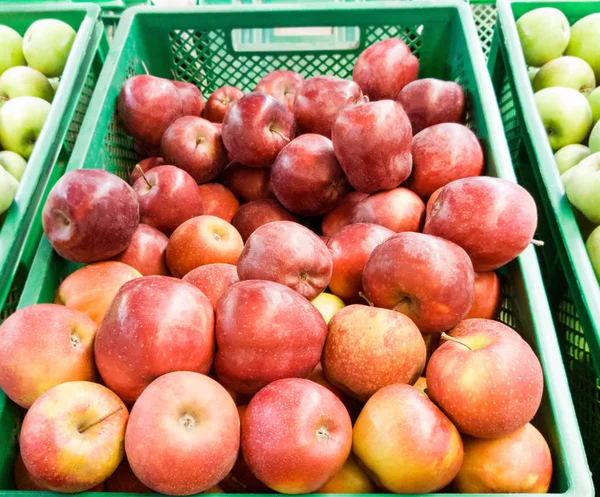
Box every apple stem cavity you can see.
[78,405,124,433]
[316,425,331,442]
[531,239,545,247]
[441,332,473,351]
[358,291,375,307]
[135,164,152,189]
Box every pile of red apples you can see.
[0,37,551,496]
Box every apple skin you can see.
[197,182,239,222]
[588,86,600,125]
[423,177,538,271]
[220,161,273,202]
[0,150,26,181]
[231,198,299,242]
[237,220,333,300]
[534,87,592,151]
[271,134,349,215]
[43,169,139,263]
[397,78,465,134]
[55,261,142,325]
[167,215,244,278]
[0,66,54,102]
[590,120,600,154]
[532,56,596,93]
[586,226,600,282]
[353,384,463,493]
[327,222,394,303]
[22,19,76,77]
[555,144,591,175]
[352,38,419,101]
[323,305,426,401]
[0,166,18,215]
[464,271,502,320]
[562,153,600,223]
[516,8,570,67]
[565,13,600,80]
[222,92,295,168]
[0,96,51,159]
[315,453,375,494]
[321,191,368,237]
[254,70,304,112]
[111,223,169,276]
[242,378,352,494]
[0,303,97,408]
[125,372,239,496]
[94,276,215,403]
[351,187,425,233]
[363,232,475,334]
[106,458,153,493]
[171,80,205,116]
[426,318,544,439]
[20,381,128,492]
[215,280,328,395]
[118,75,183,146]
[455,423,552,493]
[0,26,26,75]
[133,165,202,235]
[332,100,412,193]
[161,116,228,183]
[204,85,244,123]
[407,123,484,198]
[294,76,363,138]
[183,263,239,309]
[311,292,345,324]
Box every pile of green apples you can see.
[0,19,76,216]
[516,9,600,282]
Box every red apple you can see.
[183,263,239,309]
[197,182,239,222]
[204,86,244,123]
[407,123,484,198]
[125,372,239,495]
[254,70,304,112]
[215,280,327,395]
[20,381,128,492]
[106,459,153,493]
[464,271,502,320]
[111,223,169,276]
[237,220,333,300]
[426,318,544,439]
[271,134,349,215]
[222,92,294,168]
[321,191,368,237]
[118,75,183,145]
[323,305,426,401]
[332,100,412,193]
[55,261,142,325]
[351,187,426,232]
[220,161,273,202]
[352,38,419,101]
[363,232,475,334]
[397,78,465,134]
[426,186,443,218]
[166,215,244,278]
[94,276,215,403]
[327,222,394,303]
[423,177,538,271]
[231,198,298,242]
[294,76,363,138]
[353,384,463,493]
[172,80,205,116]
[133,165,202,235]
[454,423,552,493]
[242,378,352,493]
[0,304,97,408]
[43,170,139,263]
[129,157,165,186]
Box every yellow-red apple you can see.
[183,262,239,309]
[315,453,375,494]
[198,182,240,222]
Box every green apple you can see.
[534,87,593,151]
[0,96,51,159]
[566,14,600,81]
[0,166,19,215]
[555,144,591,175]
[589,120,600,154]
[588,87,600,127]
[528,67,539,84]
[516,8,570,67]
[22,19,76,78]
[0,25,26,76]
[48,77,60,94]
[562,152,600,223]
[0,66,54,103]
[0,150,26,181]
[586,225,600,282]
[532,56,596,93]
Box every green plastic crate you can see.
[6,1,593,496]
[488,0,600,485]
[0,4,107,327]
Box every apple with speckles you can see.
[254,70,303,112]
[231,199,298,242]
[183,263,239,309]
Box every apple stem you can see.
[135,165,152,189]
[170,69,177,79]
[141,61,150,75]
[270,129,290,143]
[441,332,473,351]
[531,239,545,247]
[78,405,124,433]
[358,292,375,307]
